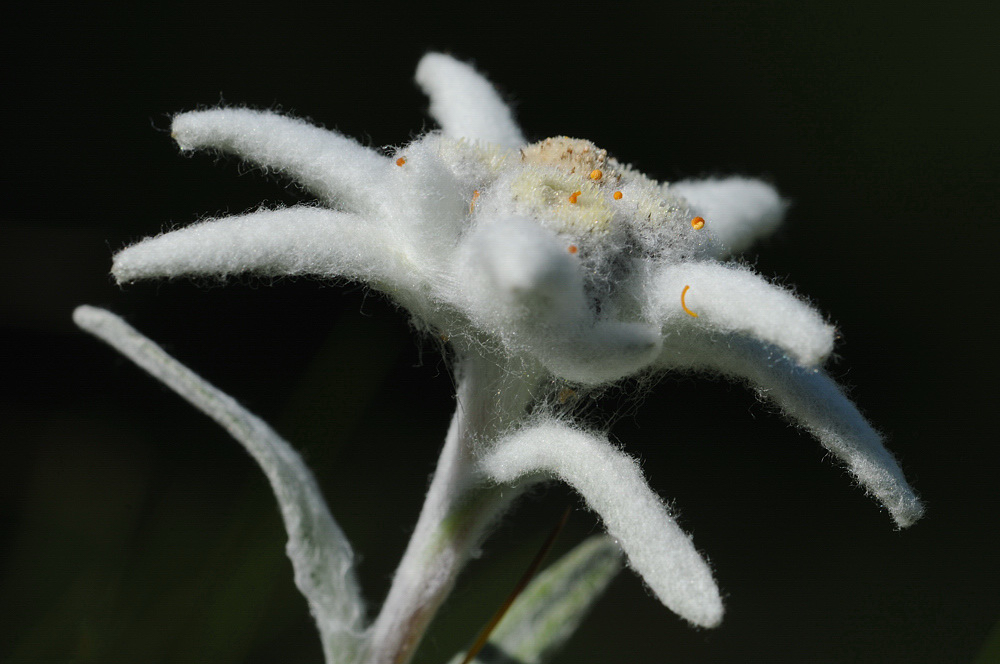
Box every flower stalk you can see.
[364,351,537,663]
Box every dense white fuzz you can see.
[538,321,663,386]
[669,177,787,255]
[377,135,472,251]
[458,216,588,324]
[113,206,423,292]
[415,53,526,148]
[455,216,661,384]
[658,332,924,528]
[481,421,724,628]
[649,262,835,367]
[172,109,389,211]
[72,306,365,662]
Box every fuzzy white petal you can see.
[458,216,588,323]
[172,108,389,210]
[416,53,526,148]
[659,331,924,528]
[481,421,723,628]
[377,135,476,259]
[649,261,834,367]
[669,177,786,254]
[542,321,662,386]
[457,217,661,384]
[73,306,365,660]
[113,206,418,291]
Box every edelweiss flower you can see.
[82,53,923,663]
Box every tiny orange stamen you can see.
[395,157,406,167]
[567,244,578,254]
[681,285,698,318]
[613,191,623,200]
[568,190,582,204]
[470,189,480,213]
[589,169,603,181]
[691,216,705,230]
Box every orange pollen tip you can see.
[395,157,406,167]
[568,190,582,204]
[567,244,578,254]
[681,285,699,318]
[469,189,480,213]
[613,191,623,200]
[589,169,603,180]
[691,216,705,230]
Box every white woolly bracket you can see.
[480,420,724,628]
[649,261,835,368]
[172,108,390,211]
[658,331,924,528]
[539,320,662,387]
[456,216,589,323]
[456,216,662,385]
[73,306,367,662]
[416,53,526,149]
[111,206,425,296]
[668,177,787,255]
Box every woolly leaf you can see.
[73,306,366,662]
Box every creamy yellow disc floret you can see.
[520,136,609,175]
[505,137,621,235]
[509,166,614,235]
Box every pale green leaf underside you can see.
[449,535,623,664]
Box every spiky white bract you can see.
[655,332,924,528]
[171,108,389,210]
[72,306,365,663]
[454,216,663,384]
[649,262,835,367]
[93,51,925,664]
[416,53,526,148]
[481,421,723,628]
[112,206,401,285]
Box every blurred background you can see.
[2,3,998,662]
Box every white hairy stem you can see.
[362,352,535,664]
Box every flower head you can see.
[114,55,828,386]
[99,52,923,653]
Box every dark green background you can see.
[3,3,997,662]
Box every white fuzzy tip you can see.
[482,421,724,628]
[670,177,787,254]
[415,53,526,148]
